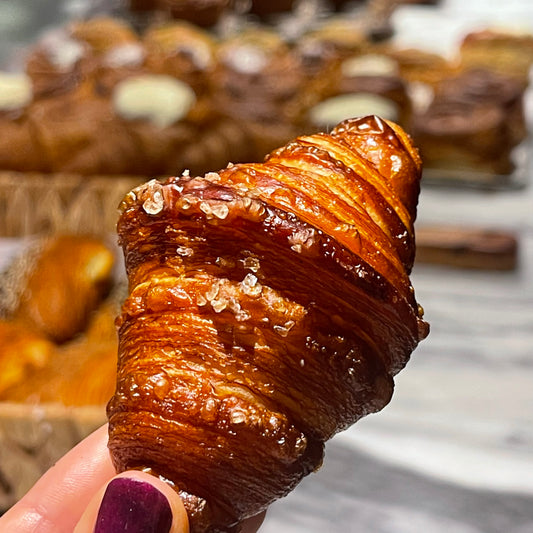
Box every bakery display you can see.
[0,6,529,185]
[107,115,429,532]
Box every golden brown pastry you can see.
[3,297,121,406]
[13,235,115,343]
[108,115,428,532]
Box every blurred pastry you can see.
[132,0,231,26]
[300,16,369,61]
[24,27,95,99]
[3,296,121,406]
[211,28,311,159]
[95,41,148,96]
[384,47,458,86]
[0,238,122,405]
[412,65,528,177]
[0,319,56,398]
[70,16,147,96]
[415,225,519,271]
[246,0,296,18]
[435,68,528,145]
[30,91,142,175]
[411,99,514,175]
[459,28,533,86]
[69,16,139,55]
[112,73,251,175]
[293,32,342,84]
[12,235,115,343]
[143,21,217,96]
[306,53,412,132]
[25,17,143,99]
[0,72,44,172]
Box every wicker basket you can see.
[0,172,145,238]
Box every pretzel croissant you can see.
[108,115,429,532]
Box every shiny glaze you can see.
[108,115,429,532]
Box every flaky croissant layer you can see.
[108,115,429,533]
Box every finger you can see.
[0,424,115,533]
[74,470,189,533]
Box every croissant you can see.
[13,235,115,343]
[108,115,429,533]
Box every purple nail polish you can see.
[94,477,172,533]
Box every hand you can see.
[0,424,265,533]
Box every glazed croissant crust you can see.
[108,115,429,533]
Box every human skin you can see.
[0,424,264,533]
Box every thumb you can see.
[74,470,189,533]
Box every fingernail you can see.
[94,477,172,533]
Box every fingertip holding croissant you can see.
[108,115,429,533]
